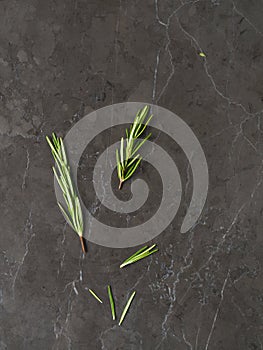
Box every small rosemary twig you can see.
[46,133,86,253]
[116,105,152,189]
[120,244,158,268]
[119,291,136,326]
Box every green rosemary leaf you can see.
[134,108,150,136]
[74,197,81,232]
[46,136,59,158]
[88,289,103,304]
[124,158,141,181]
[128,248,158,265]
[107,285,116,320]
[52,167,66,194]
[130,133,151,157]
[52,133,60,147]
[60,137,67,161]
[120,137,124,166]
[57,202,74,230]
[136,114,153,138]
[64,167,75,198]
[116,149,122,179]
[75,197,83,232]
[117,162,122,179]
[135,246,158,259]
[127,154,140,168]
[137,244,156,255]
[119,291,136,326]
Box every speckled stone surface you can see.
[0,1,263,349]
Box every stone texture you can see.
[0,0,262,349]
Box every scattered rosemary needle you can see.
[116,105,153,189]
[119,291,136,326]
[46,133,86,253]
[107,285,116,320]
[88,289,103,304]
[120,244,158,268]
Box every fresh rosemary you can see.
[107,285,116,320]
[120,244,158,268]
[119,291,136,326]
[88,289,103,303]
[46,133,86,253]
[116,105,153,189]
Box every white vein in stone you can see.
[152,49,161,102]
[182,328,193,350]
[11,211,35,298]
[22,149,30,190]
[156,232,195,349]
[175,11,263,117]
[204,270,230,350]
[232,1,263,37]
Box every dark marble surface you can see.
[0,0,263,349]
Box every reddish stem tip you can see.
[79,236,86,253]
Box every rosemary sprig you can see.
[120,244,158,268]
[88,289,103,304]
[119,291,136,326]
[107,285,116,320]
[116,105,153,189]
[46,133,86,253]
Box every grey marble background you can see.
[0,0,263,349]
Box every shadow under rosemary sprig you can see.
[46,133,86,253]
[116,105,153,189]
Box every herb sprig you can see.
[120,244,158,268]
[46,133,86,253]
[116,105,153,189]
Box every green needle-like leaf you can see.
[119,291,136,326]
[107,285,116,320]
[124,158,141,181]
[127,154,140,167]
[128,249,158,265]
[57,202,74,229]
[120,137,124,166]
[135,115,153,138]
[88,289,103,304]
[130,133,151,157]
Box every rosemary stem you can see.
[119,179,123,190]
[79,236,86,253]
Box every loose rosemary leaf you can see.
[119,291,136,326]
[88,289,103,304]
[107,285,116,320]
